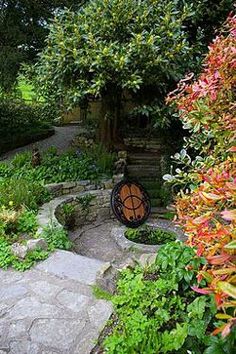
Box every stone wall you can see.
[45,174,123,198]
[37,175,124,234]
[55,189,114,229]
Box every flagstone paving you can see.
[0,251,113,354]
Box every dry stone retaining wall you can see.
[37,175,124,233]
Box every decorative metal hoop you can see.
[111,180,151,228]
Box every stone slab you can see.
[35,251,106,286]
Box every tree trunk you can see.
[98,90,122,150]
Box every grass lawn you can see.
[17,77,44,103]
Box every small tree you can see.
[34,0,197,147]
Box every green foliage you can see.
[0,178,50,210]
[203,328,236,354]
[0,221,72,271]
[84,143,116,176]
[76,194,95,212]
[62,204,75,217]
[0,235,49,271]
[0,148,108,184]
[92,286,113,301]
[33,0,233,135]
[0,97,56,153]
[125,225,176,245]
[0,207,38,244]
[0,98,54,134]
[34,0,194,131]
[17,210,38,234]
[0,0,85,92]
[103,242,215,354]
[42,224,72,251]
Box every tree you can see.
[0,0,86,92]
[34,0,193,146]
[34,0,234,148]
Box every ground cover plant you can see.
[125,224,176,245]
[102,242,234,354]
[0,146,114,184]
[0,222,72,272]
[165,14,236,336]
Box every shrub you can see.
[166,14,236,336]
[103,242,219,354]
[0,178,50,210]
[0,98,54,134]
[0,149,103,184]
[41,224,72,251]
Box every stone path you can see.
[70,221,128,267]
[0,126,79,160]
[0,250,113,354]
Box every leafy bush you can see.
[42,224,72,251]
[125,225,176,245]
[0,98,54,134]
[0,149,105,184]
[84,143,116,176]
[0,178,50,210]
[0,97,55,153]
[103,242,219,354]
[166,15,236,336]
[0,207,38,242]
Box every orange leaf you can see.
[207,254,231,265]
[221,209,236,221]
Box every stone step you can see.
[128,152,161,160]
[36,250,109,286]
[151,207,167,216]
[128,159,161,166]
[127,165,160,172]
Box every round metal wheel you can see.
[111,180,151,228]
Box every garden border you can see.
[111,222,186,254]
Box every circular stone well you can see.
[111,220,186,254]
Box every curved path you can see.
[0,126,79,161]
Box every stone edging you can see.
[37,174,124,234]
[37,190,114,235]
[111,221,186,254]
[45,174,124,198]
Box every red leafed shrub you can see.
[168,14,236,336]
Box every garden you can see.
[0,1,235,353]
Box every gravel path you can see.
[0,126,79,160]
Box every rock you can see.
[35,251,106,286]
[88,300,113,329]
[27,239,48,252]
[96,263,117,294]
[118,257,136,271]
[62,182,76,189]
[78,180,90,186]
[29,318,86,351]
[56,290,90,313]
[138,253,157,267]
[11,243,28,259]
[85,184,97,191]
[45,183,63,194]
[102,179,113,190]
[112,174,124,184]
